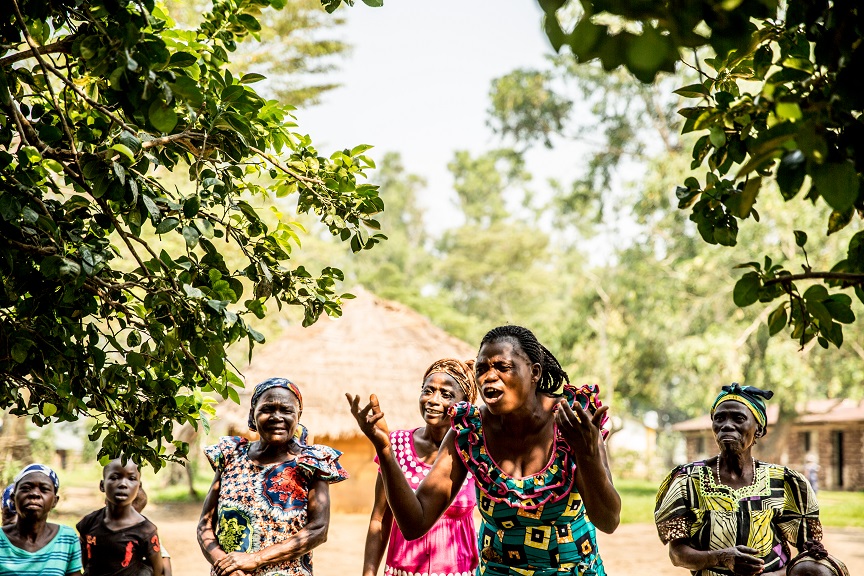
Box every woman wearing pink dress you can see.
[363,359,480,576]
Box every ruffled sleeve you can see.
[777,467,822,549]
[654,464,697,544]
[296,444,349,484]
[204,436,246,474]
[564,384,610,440]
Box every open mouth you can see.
[482,387,503,402]
[424,408,444,417]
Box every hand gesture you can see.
[554,398,608,458]
[345,393,391,451]
[716,545,764,576]
[213,551,259,576]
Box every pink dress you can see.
[379,428,479,576]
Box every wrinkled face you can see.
[419,372,465,426]
[13,472,57,521]
[712,400,760,453]
[475,339,540,415]
[253,387,300,444]
[101,460,141,505]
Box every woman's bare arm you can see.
[362,474,393,576]
[347,394,467,540]
[197,471,228,565]
[669,539,765,576]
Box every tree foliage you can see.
[0,0,383,468]
[539,0,864,350]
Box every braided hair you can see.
[479,325,570,395]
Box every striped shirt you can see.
[0,524,83,575]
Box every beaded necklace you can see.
[715,454,757,488]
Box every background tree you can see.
[0,0,382,469]
[536,0,864,349]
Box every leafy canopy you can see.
[0,0,383,468]
[538,0,864,350]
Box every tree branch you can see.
[764,271,864,287]
[0,37,75,67]
[249,146,324,185]
[141,131,206,150]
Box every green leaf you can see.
[827,208,854,235]
[812,161,860,212]
[767,304,787,336]
[42,403,58,417]
[169,52,198,67]
[793,230,807,247]
[182,225,200,248]
[775,102,802,120]
[110,143,136,163]
[674,83,709,98]
[194,218,215,238]
[362,0,384,5]
[148,100,178,133]
[184,195,201,218]
[733,272,761,307]
[155,217,179,234]
[709,125,727,148]
[239,73,266,84]
[824,299,855,324]
[802,284,829,302]
[807,300,833,327]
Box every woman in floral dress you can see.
[198,378,348,576]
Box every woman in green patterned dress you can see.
[347,325,621,576]
[654,384,822,576]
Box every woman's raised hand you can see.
[346,393,391,451]
[554,398,608,458]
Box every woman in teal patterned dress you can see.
[198,378,348,576]
[347,325,620,576]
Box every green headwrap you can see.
[710,383,774,429]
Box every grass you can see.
[614,479,864,528]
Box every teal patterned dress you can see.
[450,384,609,576]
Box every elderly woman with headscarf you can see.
[654,384,822,576]
[0,464,82,576]
[198,378,348,576]
[362,358,481,576]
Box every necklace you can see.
[715,454,757,487]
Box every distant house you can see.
[673,398,864,491]
[216,287,477,512]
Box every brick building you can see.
[672,399,864,491]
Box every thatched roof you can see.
[216,287,476,439]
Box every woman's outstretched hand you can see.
[346,393,391,451]
[555,399,608,458]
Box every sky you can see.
[296,0,562,225]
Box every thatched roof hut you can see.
[216,286,476,440]
[212,288,476,512]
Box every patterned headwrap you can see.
[12,463,60,493]
[711,382,774,430]
[787,541,850,576]
[423,358,479,403]
[247,377,307,442]
[2,485,14,515]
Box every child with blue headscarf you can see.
[0,463,83,576]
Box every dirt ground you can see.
[57,491,864,575]
[140,505,864,576]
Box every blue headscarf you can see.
[248,377,307,442]
[12,463,60,493]
[2,485,14,515]
[711,383,774,430]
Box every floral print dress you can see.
[205,436,348,576]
